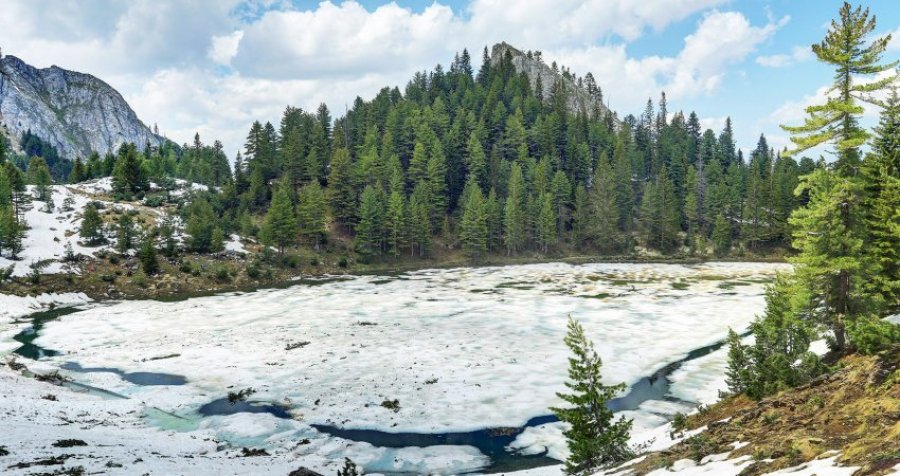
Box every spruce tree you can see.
[504,163,526,254]
[80,203,105,245]
[460,180,488,258]
[115,213,136,253]
[385,190,407,258]
[536,192,557,253]
[588,154,621,253]
[262,182,297,255]
[328,148,357,229]
[408,183,432,257]
[298,182,327,249]
[139,231,160,275]
[711,213,732,256]
[551,316,633,474]
[28,156,53,201]
[863,89,900,310]
[790,169,872,351]
[0,205,23,257]
[68,157,86,184]
[185,198,219,253]
[355,185,384,258]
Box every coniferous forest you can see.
[4,46,821,264]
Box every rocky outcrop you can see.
[490,42,615,121]
[0,55,164,160]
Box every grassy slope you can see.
[621,347,900,476]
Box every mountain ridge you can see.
[0,54,165,160]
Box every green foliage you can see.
[79,203,105,245]
[261,181,297,255]
[711,213,732,256]
[139,231,160,275]
[115,212,137,253]
[780,2,898,171]
[460,179,488,258]
[790,169,874,351]
[355,185,384,258]
[0,205,23,258]
[27,156,53,201]
[111,143,149,199]
[185,198,221,253]
[551,316,633,474]
[726,277,825,400]
[297,181,327,249]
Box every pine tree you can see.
[68,157,86,184]
[864,90,900,310]
[355,185,384,258]
[139,231,160,275]
[298,181,327,249]
[460,180,488,258]
[711,213,732,256]
[328,148,357,229]
[28,156,52,201]
[551,316,633,475]
[588,154,621,253]
[408,183,432,257]
[536,192,557,252]
[465,132,487,190]
[504,163,526,254]
[185,198,219,253]
[385,190,407,258]
[781,2,897,172]
[261,182,297,255]
[790,169,872,351]
[115,212,136,253]
[79,203,105,245]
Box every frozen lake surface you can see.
[14,261,789,474]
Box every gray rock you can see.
[490,42,616,121]
[0,55,165,160]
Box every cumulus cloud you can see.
[548,11,785,112]
[756,45,812,68]
[209,31,244,66]
[1,0,784,157]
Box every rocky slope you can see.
[491,42,615,120]
[0,55,164,160]
[612,346,900,476]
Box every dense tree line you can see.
[160,46,810,262]
[5,41,819,264]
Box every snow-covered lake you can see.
[11,261,789,474]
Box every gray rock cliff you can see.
[490,42,616,121]
[0,55,164,160]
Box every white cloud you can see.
[1,0,783,158]
[548,11,785,113]
[756,45,812,68]
[209,31,244,66]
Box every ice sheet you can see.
[34,262,787,436]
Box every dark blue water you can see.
[11,307,81,359]
[59,362,187,386]
[198,398,292,419]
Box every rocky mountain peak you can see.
[0,54,165,160]
[489,42,615,121]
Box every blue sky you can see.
[2,0,898,157]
